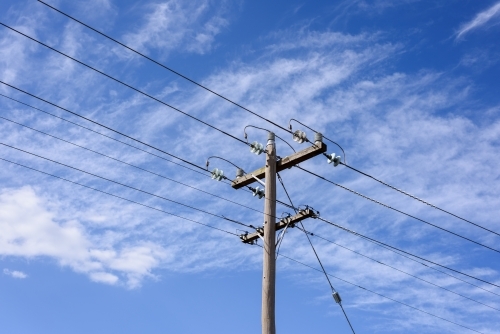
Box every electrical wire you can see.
[36,0,294,136]
[297,226,500,312]
[316,216,500,290]
[32,2,499,250]
[0,93,209,178]
[276,251,486,334]
[0,142,252,229]
[0,92,297,213]
[296,166,500,254]
[2,154,485,333]
[0,157,238,236]
[277,173,356,334]
[0,115,271,218]
[339,162,500,237]
[288,118,500,238]
[0,157,488,334]
[0,22,248,147]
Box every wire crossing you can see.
[0,155,486,334]
[277,252,486,334]
[296,166,500,254]
[298,227,500,312]
[277,174,356,333]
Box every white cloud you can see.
[3,268,28,279]
[0,186,168,288]
[456,2,500,39]
[123,0,229,57]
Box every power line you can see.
[3,23,484,256]
[0,115,270,218]
[0,157,238,236]
[0,80,211,172]
[0,22,248,146]
[296,165,500,254]
[0,142,252,229]
[316,216,500,290]
[36,0,293,136]
[297,226,500,312]
[0,156,487,334]
[340,162,500,237]
[0,93,210,178]
[26,4,499,255]
[288,118,499,238]
[277,251,486,334]
[0,92,298,212]
[277,174,356,334]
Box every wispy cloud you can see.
[456,2,500,40]
[123,0,229,57]
[3,268,28,279]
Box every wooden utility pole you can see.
[262,131,277,334]
[231,132,327,334]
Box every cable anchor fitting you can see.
[332,291,342,304]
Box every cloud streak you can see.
[3,268,28,279]
[456,2,500,40]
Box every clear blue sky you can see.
[1,0,500,333]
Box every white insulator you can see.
[211,168,224,181]
[326,153,341,167]
[292,130,307,144]
[250,141,264,155]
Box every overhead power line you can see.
[316,216,500,289]
[0,79,210,172]
[3,21,485,254]
[0,157,238,236]
[36,0,293,136]
[277,174,356,333]
[289,118,499,238]
[0,155,485,333]
[0,93,209,178]
[277,251,486,334]
[22,5,499,256]
[340,162,500,237]
[0,92,297,212]
[297,227,500,312]
[0,22,248,146]
[0,142,252,229]
[296,166,500,254]
[0,115,270,218]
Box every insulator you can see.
[236,168,244,178]
[332,291,342,304]
[211,168,224,181]
[326,153,341,167]
[314,132,323,143]
[252,186,265,199]
[292,130,307,144]
[250,141,264,155]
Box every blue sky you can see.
[1,0,500,333]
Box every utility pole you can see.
[262,131,276,334]
[231,132,327,334]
